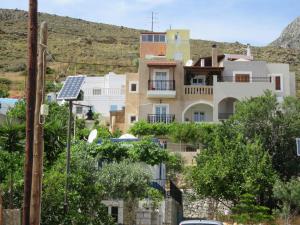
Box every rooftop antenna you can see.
[150,11,159,32]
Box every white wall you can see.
[74,72,126,117]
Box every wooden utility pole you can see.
[30,21,47,225]
[23,0,38,224]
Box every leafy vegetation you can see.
[42,145,114,225]
[230,193,274,225]
[273,178,300,225]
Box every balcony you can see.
[147,114,175,123]
[221,76,271,83]
[184,85,213,95]
[147,80,176,98]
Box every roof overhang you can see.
[147,61,177,67]
[184,66,224,71]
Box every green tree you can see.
[0,117,25,208]
[227,91,300,179]
[130,137,169,165]
[273,178,300,225]
[190,134,277,206]
[231,193,274,225]
[42,145,114,225]
[7,101,69,166]
[98,160,152,224]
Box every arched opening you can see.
[182,102,213,122]
[218,97,239,120]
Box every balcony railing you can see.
[184,85,213,95]
[147,114,175,123]
[148,80,175,91]
[221,76,271,82]
[218,113,234,120]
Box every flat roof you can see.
[141,32,166,35]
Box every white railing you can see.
[83,88,125,96]
[184,85,213,95]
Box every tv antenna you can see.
[150,11,159,32]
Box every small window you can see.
[76,106,83,114]
[131,83,137,92]
[147,34,153,42]
[154,34,160,42]
[130,115,137,123]
[142,35,147,42]
[275,76,281,91]
[159,35,166,42]
[235,74,250,82]
[111,207,118,223]
[93,88,102,95]
[129,82,138,93]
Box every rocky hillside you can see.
[1,9,300,96]
[271,17,300,49]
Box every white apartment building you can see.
[73,72,125,119]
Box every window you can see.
[159,35,166,42]
[111,207,118,223]
[194,112,205,122]
[142,34,165,42]
[93,88,101,95]
[142,34,153,42]
[130,115,137,123]
[235,74,250,82]
[275,76,282,91]
[76,106,83,114]
[129,81,138,93]
[191,75,206,85]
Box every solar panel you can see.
[57,76,86,100]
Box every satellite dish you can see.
[185,59,193,66]
[87,129,98,143]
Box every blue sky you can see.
[1,0,299,46]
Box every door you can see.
[155,105,168,122]
[193,112,205,122]
[155,71,168,90]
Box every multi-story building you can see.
[122,30,296,164]
[124,30,296,132]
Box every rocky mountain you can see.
[1,9,300,96]
[271,16,300,49]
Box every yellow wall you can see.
[166,29,190,64]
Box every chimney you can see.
[212,44,218,67]
[246,43,252,57]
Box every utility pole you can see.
[23,0,38,224]
[151,11,154,32]
[30,21,47,225]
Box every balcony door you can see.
[153,104,169,123]
[155,70,168,90]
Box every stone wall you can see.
[183,190,230,220]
